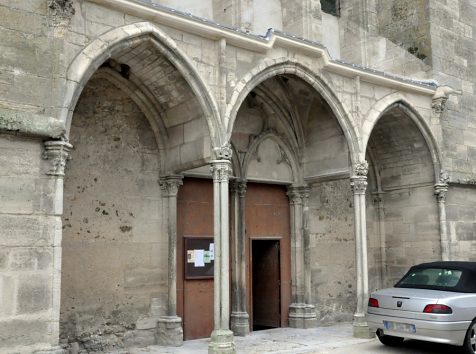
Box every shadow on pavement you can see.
[378,339,462,353]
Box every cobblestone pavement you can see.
[123,323,462,354]
[127,323,372,354]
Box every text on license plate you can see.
[383,321,416,333]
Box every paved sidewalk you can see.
[128,323,374,354]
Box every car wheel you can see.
[377,330,404,347]
[462,319,476,354]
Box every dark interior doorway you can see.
[251,239,281,330]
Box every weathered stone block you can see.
[157,316,183,347]
[0,319,52,347]
[17,274,51,314]
[0,274,15,316]
[123,329,156,347]
[0,214,58,247]
[9,248,53,271]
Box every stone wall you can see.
[0,134,60,353]
[383,186,440,286]
[428,0,476,259]
[376,0,431,64]
[309,179,356,324]
[60,77,167,350]
[447,185,476,260]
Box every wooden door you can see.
[245,183,291,329]
[177,178,214,340]
[252,239,281,329]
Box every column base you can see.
[230,311,250,336]
[208,329,235,354]
[353,313,374,339]
[288,303,318,329]
[157,316,183,346]
[34,346,66,354]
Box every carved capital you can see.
[350,176,367,195]
[287,186,310,205]
[434,170,449,203]
[213,144,232,160]
[42,140,73,177]
[434,184,448,202]
[48,0,75,26]
[353,161,368,177]
[432,96,448,115]
[159,175,183,197]
[230,179,247,197]
[211,160,232,182]
[236,180,247,197]
[372,192,385,205]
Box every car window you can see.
[397,268,463,288]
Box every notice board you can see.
[184,236,214,279]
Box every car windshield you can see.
[396,268,463,289]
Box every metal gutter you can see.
[89,0,438,96]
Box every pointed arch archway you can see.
[364,97,445,293]
[59,22,223,350]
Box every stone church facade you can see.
[0,0,475,353]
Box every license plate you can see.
[383,321,416,333]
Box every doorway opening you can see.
[251,239,281,331]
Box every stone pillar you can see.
[36,139,73,354]
[434,171,450,261]
[230,179,250,336]
[372,192,386,289]
[287,186,317,329]
[209,156,235,354]
[157,175,184,346]
[351,162,372,338]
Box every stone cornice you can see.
[0,107,65,139]
[89,0,438,96]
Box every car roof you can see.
[399,261,476,293]
[412,261,476,272]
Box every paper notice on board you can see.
[194,249,205,267]
[209,243,215,261]
[187,250,195,264]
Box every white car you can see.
[367,261,476,354]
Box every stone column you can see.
[434,171,450,261]
[287,186,317,329]
[209,156,235,354]
[230,179,250,336]
[351,162,372,338]
[372,192,386,289]
[36,139,73,354]
[157,175,184,346]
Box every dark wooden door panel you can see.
[246,183,291,329]
[252,240,281,328]
[177,178,214,340]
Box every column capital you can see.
[434,170,449,203]
[350,176,367,195]
[211,160,232,182]
[287,185,310,205]
[353,161,369,177]
[371,191,385,204]
[230,179,247,197]
[159,175,183,197]
[213,144,233,160]
[42,139,73,177]
[48,0,75,27]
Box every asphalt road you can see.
[321,339,462,354]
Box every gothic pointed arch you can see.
[226,58,361,165]
[63,22,222,154]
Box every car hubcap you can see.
[471,324,476,353]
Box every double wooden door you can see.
[177,179,291,339]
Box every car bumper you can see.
[367,312,470,346]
